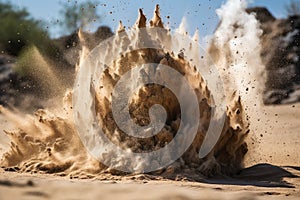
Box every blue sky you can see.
[6,0,291,38]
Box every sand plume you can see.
[0,2,254,179]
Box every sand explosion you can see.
[0,0,264,180]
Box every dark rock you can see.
[247,7,300,104]
[263,89,291,104]
[0,54,43,110]
[246,7,276,23]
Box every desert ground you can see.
[0,103,299,200]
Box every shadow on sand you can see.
[201,163,299,188]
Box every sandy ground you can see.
[245,103,300,167]
[0,165,299,200]
[0,103,300,199]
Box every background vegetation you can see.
[0,1,52,56]
[285,0,300,16]
[59,0,101,35]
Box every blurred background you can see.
[0,0,300,111]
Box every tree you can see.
[285,0,300,16]
[0,1,50,56]
[59,0,101,34]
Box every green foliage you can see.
[0,1,53,56]
[59,0,101,34]
[285,0,300,16]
